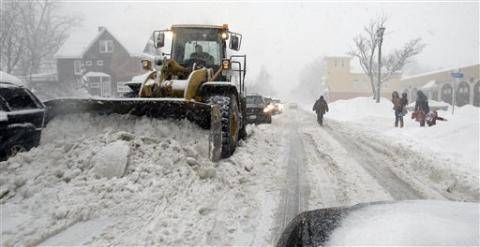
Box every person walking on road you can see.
[313,96,329,126]
[391,91,404,128]
[414,90,430,127]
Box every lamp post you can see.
[376,26,385,103]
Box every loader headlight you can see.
[263,104,274,113]
[222,59,231,70]
[141,59,152,70]
[221,32,229,40]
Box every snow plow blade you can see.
[44,98,223,161]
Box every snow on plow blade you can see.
[44,98,223,161]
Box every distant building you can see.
[54,26,148,97]
[324,56,402,102]
[399,64,479,107]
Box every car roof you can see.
[0,82,23,89]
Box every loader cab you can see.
[153,25,243,70]
[171,26,225,70]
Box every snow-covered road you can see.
[273,107,478,243]
[1,105,478,246]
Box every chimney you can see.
[98,26,106,32]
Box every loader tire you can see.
[207,94,240,158]
[266,115,272,124]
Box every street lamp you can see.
[376,26,385,103]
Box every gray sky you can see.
[61,1,479,96]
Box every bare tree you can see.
[291,57,326,103]
[1,1,25,73]
[349,16,425,102]
[248,66,277,96]
[1,0,80,78]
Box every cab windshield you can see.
[246,96,264,105]
[172,27,223,66]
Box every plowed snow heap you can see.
[46,24,248,161]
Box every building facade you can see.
[399,64,479,107]
[324,57,402,101]
[55,27,144,97]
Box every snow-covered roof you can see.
[55,27,150,59]
[0,71,25,86]
[401,64,479,80]
[421,80,438,89]
[84,71,110,77]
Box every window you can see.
[74,60,82,75]
[246,96,264,105]
[0,88,39,110]
[99,40,113,53]
[85,60,92,66]
[97,60,104,66]
[89,81,100,88]
[172,28,223,66]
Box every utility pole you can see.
[451,70,463,115]
[376,26,386,103]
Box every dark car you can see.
[276,200,477,247]
[246,94,272,124]
[0,82,46,160]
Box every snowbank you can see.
[0,114,286,246]
[327,97,393,121]
[91,140,130,179]
[327,97,479,172]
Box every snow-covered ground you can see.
[1,114,287,246]
[1,97,478,246]
[326,97,479,174]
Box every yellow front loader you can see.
[45,24,248,161]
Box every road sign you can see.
[451,72,463,78]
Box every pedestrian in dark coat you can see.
[415,90,430,127]
[313,96,329,126]
[401,92,409,113]
[391,91,404,127]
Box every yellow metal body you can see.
[138,59,216,101]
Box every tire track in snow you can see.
[332,123,476,201]
[323,123,425,200]
[273,113,310,244]
[302,131,344,205]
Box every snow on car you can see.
[278,200,479,246]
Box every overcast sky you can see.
[60,1,479,96]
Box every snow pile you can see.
[407,99,450,109]
[327,200,479,246]
[91,140,130,179]
[0,114,286,246]
[327,97,479,171]
[327,97,393,122]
